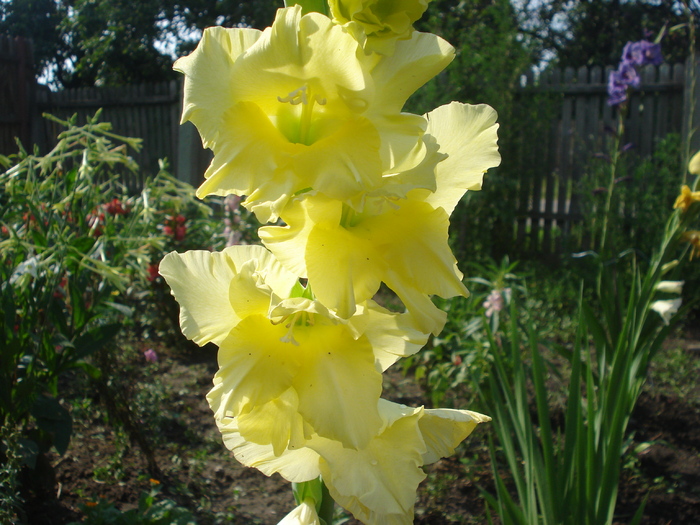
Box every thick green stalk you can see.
[318,481,335,524]
[292,477,335,524]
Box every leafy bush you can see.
[405,257,524,407]
[0,112,251,510]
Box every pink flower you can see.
[143,348,158,363]
[483,288,511,318]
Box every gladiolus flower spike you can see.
[164,3,497,524]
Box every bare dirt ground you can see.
[18,331,700,525]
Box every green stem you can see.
[599,107,626,255]
[292,476,335,524]
[681,0,696,182]
[318,480,335,524]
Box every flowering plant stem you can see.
[598,109,626,254]
[475,198,695,524]
[318,482,335,524]
[292,477,334,524]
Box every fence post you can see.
[0,35,36,155]
[174,77,204,187]
[175,120,203,187]
[682,56,700,169]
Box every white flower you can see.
[650,298,682,325]
[9,256,40,285]
[278,501,320,525]
[655,280,684,294]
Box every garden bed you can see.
[20,331,700,524]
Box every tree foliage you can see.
[0,0,280,89]
[3,0,696,89]
[60,0,177,87]
[411,0,534,113]
[514,0,699,68]
[0,0,67,84]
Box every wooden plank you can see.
[542,77,558,254]
[627,84,643,157]
[656,63,671,139]
[169,80,181,178]
[512,71,537,252]
[23,61,690,254]
[559,67,575,187]
[588,65,603,154]
[639,65,657,158]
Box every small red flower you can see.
[147,263,159,282]
[104,198,128,216]
[174,224,187,241]
[163,214,187,241]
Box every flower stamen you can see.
[278,85,327,145]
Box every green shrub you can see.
[0,112,252,510]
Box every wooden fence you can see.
[0,32,210,191]
[35,81,211,191]
[504,61,692,257]
[1,34,698,255]
[0,35,34,155]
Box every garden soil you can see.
[19,333,700,525]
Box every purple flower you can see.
[617,62,640,88]
[607,70,629,106]
[642,42,663,66]
[144,348,158,363]
[609,39,663,107]
[622,40,663,67]
[622,41,643,66]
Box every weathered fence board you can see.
[35,81,185,190]
[0,35,34,155]
[1,35,698,256]
[508,61,689,257]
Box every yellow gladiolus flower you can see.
[260,193,462,335]
[159,245,428,451]
[673,185,700,213]
[329,0,430,55]
[174,5,454,222]
[260,102,500,334]
[214,399,489,525]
